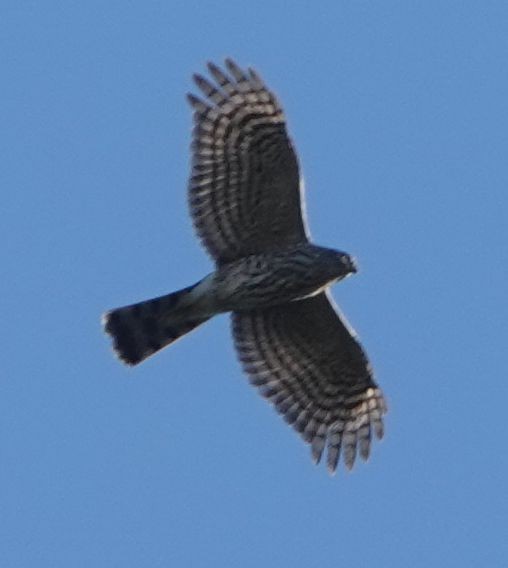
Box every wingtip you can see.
[224,57,245,80]
[206,60,220,73]
[192,73,208,90]
[326,463,338,476]
[247,66,263,85]
[311,449,322,466]
[186,92,209,113]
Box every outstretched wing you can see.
[231,292,387,473]
[188,59,308,265]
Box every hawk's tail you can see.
[102,285,210,366]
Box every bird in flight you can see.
[103,59,387,473]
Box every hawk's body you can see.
[104,59,387,473]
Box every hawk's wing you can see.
[231,291,387,473]
[188,59,308,264]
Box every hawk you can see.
[103,59,387,473]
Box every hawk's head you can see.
[339,252,358,275]
[319,248,358,284]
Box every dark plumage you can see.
[103,59,387,473]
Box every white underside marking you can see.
[324,289,360,339]
[298,176,312,239]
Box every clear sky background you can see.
[2,2,508,566]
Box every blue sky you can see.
[2,2,508,566]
